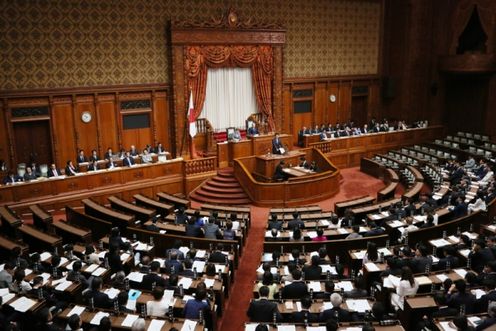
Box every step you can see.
[189,192,251,205]
[202,184,244,194]
[217,171,234,178]
[195,188,248,200]
[206,180,241,189]
[211,175,238,183]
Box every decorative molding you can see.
[11,106,50,118]
[120,99,152,110]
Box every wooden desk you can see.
[133,194,174,216]
[255,150,305,178]
[108,196,155,222]
[156,192,190,208]
[335,195,375,217]
[66,206,113,242]
[83,198,135,233]
[29,204,52,231]
[18,225,62,252]
[51,220,92,244]
[0,235,28,254]
[0,206,21,238]
[250,134,293,155]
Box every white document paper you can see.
[430,239,451,247]
[55,281,73,291]
[338,228,349,234]
[127,272,145,283]
[0,288,9,296]
[92,267,107,277]
[66,305,85,317]
[104,287,120,299]
[365,263,380,272]
[346,299,371,313]
[307,281,321,292]
[467,316,482,328]
[284,301,294,310]
[454,269,467,278]
[161,289,175,306]
[51,277,66,286]
[277,325,295,331]
[120,253,131,262]
[178,246,190,256]
[306,231,318,239]
[90,312,110,325]
[321,265,337,275]
[40,252,52,261]
[121,314,139,327]
[335,281,353,291]
[178,277,193,290]
[85,264,99,273]
[215,264,225,273]
[204,278,215,288]
[262,253,273,262]
[307,327,327,331]
[126,299,137,311]
[9,297,37,312]
[195,250,206,258]
[471,289,486,299]
[148,319,166,331]
[180,319,197,331]
[436,274,449,282]
[415,276,432,285]
[439,321,457,331]
[192,261,206,272]
[1,293,15,304]
[295,301,302,312]
[60,257,69,266]
[354,250,366,259]
[378,248,392,256]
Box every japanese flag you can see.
[188,91,197,138]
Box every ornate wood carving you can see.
[439,54,496,73]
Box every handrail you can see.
[184,156,217,175]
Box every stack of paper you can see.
[0,288,15,305]
[90,312,109,325]
[121,314,139,327]
[454,269,467,278]
[92,267,107,277]
[9,297,37,312]
[178,277,193,290]
[147,320,165,331]
[365,263,380,272]
[204,278,215,288]
[335,281,353,291]
[180,319,197,331]
[85,264,99,273]
[66,305,85,317]
[55,280,73,291]
[127,271,145,283]
[196,250,207,258]
[104,288,120,299]
[346,299,371,313]
[321,265,337,275]
[307,281,321,292]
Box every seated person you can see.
[47,163,62,177]
[77,150,87,164]
[183,287,211,320]
[146,286,169,317]
[129,145,139,156]
[89,149,99,162]
[65,160,78,176]
[272,133,284,154]
[106,157,117,169]
[88,160,99,171]
[319,131,329,141]
[292,296,319,323]
[273,160,287,181]
[141,149,153,164]
[230,129,242,142]
[104,147,114,160]
[2,172,17,184]
[122,151,135,167]
[299,156,309,168]
[248,123,259,136]
[319,293,352,322]
[247,285,281,322]
[88,276,113,309]
[309,161,318,172]
[154,142,166,154]
[311,125,320,134]
[23,166,38,181]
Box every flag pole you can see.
[188,88,198,159]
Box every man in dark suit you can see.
[104,147,114,160]
[88,160,99,171]
[476,302,496,331]
[299,156,309,169]
[106,157,117,169]
[292,296,319,323]
[410,245,432,274]
[165,251,183,274]
[65,160,78,176]
[273,160,287,181]
[272,133,284,154]
[208,244,228,264]
[267,213,283,231]
[437,246,460,270]
[129,145,139,156]
[248,124,259,136]
[154,142,165,154]
[47,163,61,177]
[89,276,113,309]
[446,279,477,314]
[2,172,16,184]
[122,151,135,167]
[281,269,309,299]
[23,167,37,181]
[287,212,304,230]
[142,261,166,290]
[302,255,322,280]
[76,150,87,164]
[469,239,495,273]
[89,149,99,162]
[247,286,281,322]
[319,293,353,322]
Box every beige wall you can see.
[1,0,381,90]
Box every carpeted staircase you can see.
[189,168,251,205]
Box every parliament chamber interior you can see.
[1,1,496,331]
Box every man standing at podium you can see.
[272,133,284,154]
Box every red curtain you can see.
[185,45,275,131]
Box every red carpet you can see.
[218,167,384,331]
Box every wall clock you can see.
[329,94,337,103]
[81,111,92,123]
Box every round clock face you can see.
[81,111,92,123]
[329,94,337,103]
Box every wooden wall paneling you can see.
[0,100,11,168]
[282,84,292,137]
[152,91,170,150]
[50,97,76,167]
[484,76,496,137]
[115,93,123,149]
[171,45,186,157]
[314,82,327,126]
[368,82,380,121]
[96,96,118,156]
[327,83,339,125]
[337,82,352,124]
[74,95,98,156]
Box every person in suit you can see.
[319,131,329,141]
[203,216,221,239]
[106,157,117,169]
[0,262,13,288]
[165,251,183,274]
[2,172,16,184]
[47,164,61,177]
[141,149,153,164]
[281,269,308,299]
[129,145,139,156]
[142,261,166,290]
[180,259,195,278]
[88,276,113,309]
[319,293,353,322]
[24,166,38,181]
[362,124,369,134]
[174,207,188,225]
[273,160,287,181]
[309,161,318,172]
[104,147,114,160]
[145,216,160,232]
[272,133,284,154]
[437,246,460,271]
[37,307,63,331]
[247,285,282,322]
[109,227,130,251]
[76,150,87,164]
[146,286,169,317]
[65,160,78,176]
[451,196,468,218]
[88,160,99,171]
[89,149,99,162]
[165,240,185,261]
[469,239,495,274]
[267,213,283,231]
[209,244,228,264]
[248,124,259,136]
[185,217,204,237]
[231,129,242,142]
[302,255,322,280]
[292,296,319,323]
[311,125,320,134]
[446,279,477,314]
[476,301,496,331]
[299,156,309,169]
[154,142,166,154]
[410,244,432,274]
[122,151,135,167]
[287,212,304,230]
[66,260,89,288]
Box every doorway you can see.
[13,120,52,166]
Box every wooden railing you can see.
[194,118,216,153]
[309,140,333,154]
[184,156,217,175]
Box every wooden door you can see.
[13,120,52,165]
[351,96,368,126]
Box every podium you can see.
[255,150,305,178]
